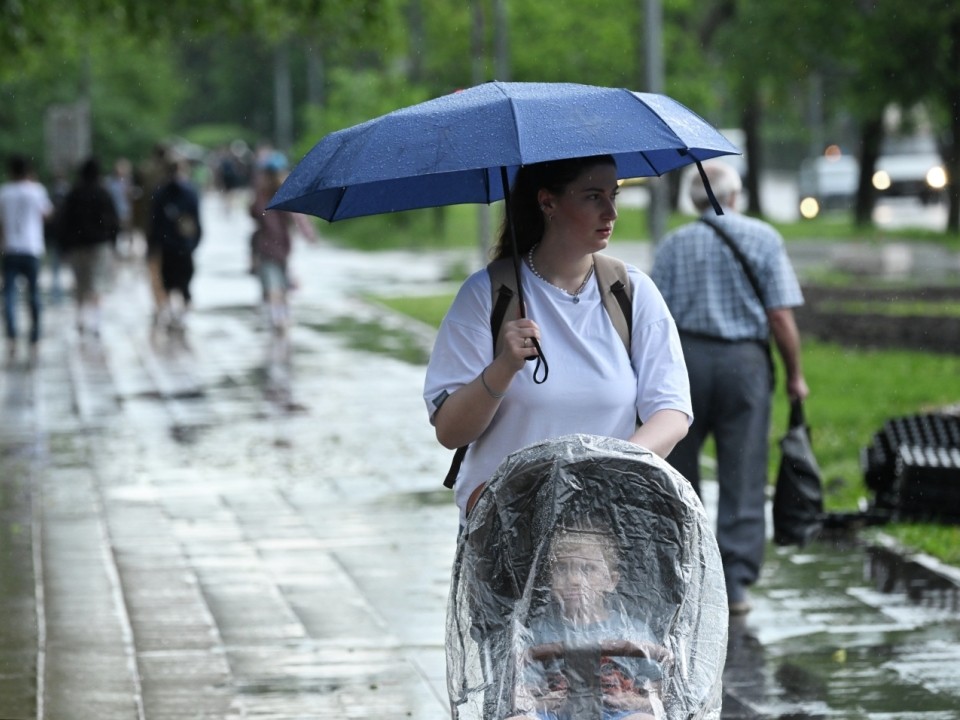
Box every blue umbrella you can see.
[270,81,739,381]
[269,81,739,220]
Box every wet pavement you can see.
[2,196,960,720]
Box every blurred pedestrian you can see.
[650,160,809,615]
[248,152,316,332]
[0,154,53,364]
[132,142,170,323]
[58,157,120,338]
[151,156,202,332]
[44,169,71,305]
[105,157,135,257]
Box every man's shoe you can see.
[728,587,752,615]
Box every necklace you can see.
[527,243,595,304]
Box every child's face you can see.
[549,536,619,620]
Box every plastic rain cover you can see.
[446,435,727,720]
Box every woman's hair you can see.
[491,154,616,260]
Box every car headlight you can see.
[799,197,820,219]
[872,170,891,191]
[926,166,947,190]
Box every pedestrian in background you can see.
[650,160,809,615]
[58,157,120,338]
[248,152,316,332]
[0,154,53,365]
[132,142,170,326]
[150,156,202,332]
[105,157,135,258]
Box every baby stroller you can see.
[447,434,727,720]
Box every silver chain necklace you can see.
[527,243,595,304]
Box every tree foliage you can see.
[1,0,958,233]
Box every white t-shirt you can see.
[424,258,692,523]
[0,180,53,257]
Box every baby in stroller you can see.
[508,518,673,720]
[446,435,727,720]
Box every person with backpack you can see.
[58,157,120,337]
[423,155,692,526]
[150,157,202,332]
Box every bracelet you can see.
[480,367,506,399]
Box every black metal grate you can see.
[861,413,960,521]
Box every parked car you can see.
[797,152,859,219]
[872,134,947,204]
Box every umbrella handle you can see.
[695,162,725,216]
[500,166,548,383]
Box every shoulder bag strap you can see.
[699,217,765,306]
[699,217,776,387]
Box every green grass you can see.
[318,201,960,251]
[818,299,960,318]
[867,524,960,567]
[769,343,959,510]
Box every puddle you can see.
[722,535,960,718]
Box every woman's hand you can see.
[433,319,540,451]
[499,318,541,370]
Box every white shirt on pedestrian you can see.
[0,179,53,257]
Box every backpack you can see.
[443,254,634,488]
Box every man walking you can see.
[150,156,202,332]
[0,155,53,364]
[650,161,809,615]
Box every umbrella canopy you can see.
[269,81,740,221]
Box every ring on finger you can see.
[524,338,530,348]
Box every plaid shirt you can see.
[650,209,803,341]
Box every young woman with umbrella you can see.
[423,154,692,525]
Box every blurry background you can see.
[2,0,959,237]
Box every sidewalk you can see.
[2,194,959,720]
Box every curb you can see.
[868,533,960,605]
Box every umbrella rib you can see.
[328,186,349,221]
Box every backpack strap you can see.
[442,254,634,489]
[487,254,632,357]
[593,254,632,355]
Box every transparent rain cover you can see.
[447,435,727,720]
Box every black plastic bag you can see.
[773,400,825,546]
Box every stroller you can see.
[447,435,727,720]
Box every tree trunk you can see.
[855,117,883,228]
[408,0,424,84]
[946,15,960,235]
[741,97,762,216]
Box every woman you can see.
[249,154,316,331]
[424,155,692,524]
